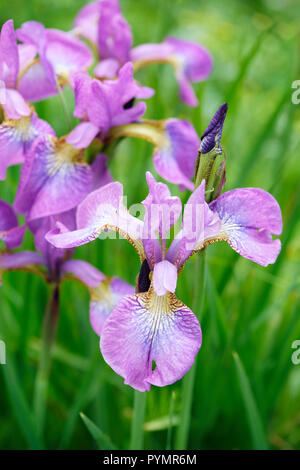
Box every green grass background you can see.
[1,0,300,450]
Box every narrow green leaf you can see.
[232,352,268,450]
[80,412,117,450]
[1,356,43,450]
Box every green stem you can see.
[55,76,72,131]
[130,390,147,450]
[175,250,206,449]
[33,284,60,441]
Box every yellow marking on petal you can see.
[107,120,169,151]
[46,137,87,177]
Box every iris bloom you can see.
[66,62,153,149]
[46,169,282,391]
[16,20,93,102]
[74,0,212,106]
[66,63,200,190]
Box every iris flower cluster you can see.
[0,0,282,392]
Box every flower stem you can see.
[55,76,72,131]
[33,284,60,441]
[130,391,147,450]
[175,250,206,449]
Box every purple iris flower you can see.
[0,20,31,119]
[66,62,153,149]
[45,170,282,390]
[74,0,132,79]
[74,1,212,105]
[131,38,213,107]
[16,20,93,102]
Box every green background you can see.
[0,0,300,450]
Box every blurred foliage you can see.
[0,0,300,450]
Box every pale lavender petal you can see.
[97,0,132,64]
[165,36,213,81]
[90,276,135,336]
[0,89,31,120]
[153,260,177,296]
[17,59,58,102]
[45,29,93,78]
[0,250,45,269]
[74,0,100,45]
[100,290,202,391]
[0,200,25,249]
[94,58,120,79]
[91,153,113,190]
[143,171,182,240]
[0,113,55,180]
[153,119,200,190]
[66,122,100,149]
[46,182,144,254]
[61,259,105,287]
[14,135,92,221]
[18,43,37,70]
[0,20,19,88]
[167,180,221,267]
[209,188,282,266]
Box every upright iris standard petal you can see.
[0,200,25,249]
[167,180,221,268]
[209,188,282,266]
[14,135,92,221]
[0,113,55,180]
[97,0,132,65]
[46,182,144,257]
[90,277,135,336]
[100,288,202,391]
[74,1,101,45]
[131,37,213,106]
[0,20,19,89]
[143,171,182,240]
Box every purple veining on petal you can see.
[100,290,202,391]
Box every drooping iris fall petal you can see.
[14,135,92,221]
[100,288,202,391]
[0,113,55,180]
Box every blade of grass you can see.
[1,356,43,450]
[80,412,117,450]
[233,352,268,450]
[130,391,147,450]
